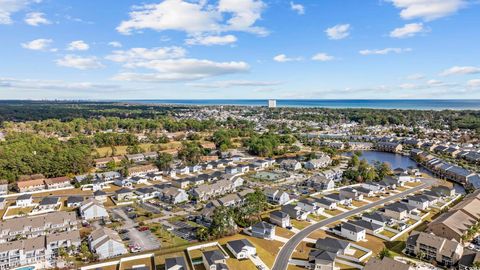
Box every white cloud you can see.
[108,41,122,48]
[188,80,280,88]
[325,24,350,40]
[185,34,237,46]
[406,73,425,80]
[21,38,53,51]
[311,53,334,62]
[56,55,104,70]
[359,47,412,55]
[390,23,425,38]
[117,0,267,36]
[273,54,302,62]
[0,77,120,91]
[467,79,480,88]
[67,40,90,51]
[112,59,249,82]
[24,12,50,26]
[387,0,466,21]
[107,46,248,82]
[0,0,41,24]
[290,1,305,15]
[106,47,186,62]
[440,66,480,76]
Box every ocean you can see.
[123,99,480,110]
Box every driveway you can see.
[272,181,432,270]
[112,207,160,251]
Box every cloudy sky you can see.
[1,0,479,99]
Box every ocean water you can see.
[124,99,480,110]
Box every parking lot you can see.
[112,207,160,252]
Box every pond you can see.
[347,151,419,169]
[344,150,466,194]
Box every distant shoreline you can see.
[0,99,479,110]
[119,99,480,110]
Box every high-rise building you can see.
[268,99,277,108]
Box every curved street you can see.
[272,180,433,270]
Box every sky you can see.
[1,0,480,100]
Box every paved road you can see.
[272,182,431,270]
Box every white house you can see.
[337,223,366,242]
[88,227,127,259]
[16,194,33,207]
[79,199,109,221]
[281,159,302,171]
[270,211,291,228]
[227,239,256,259]
[264,188,290,205]
[252,221,275,240]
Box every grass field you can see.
[4,206,34,217]
[291,219,310,230]
[218,233,283,268]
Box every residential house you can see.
[406,194,434,210]
[159,187,188,204]
[251,221,275,240]
[88,227,128,259]
[16,178,46,193]
[134,187,158,201]
[115,188,135,201]
[427,190,480,241]
[143,151,158,160]
[44,176,71,189]
[36,197,60,211]
[383,202,416,220]
[281,204,308,221]
[126,153,145,163]
[280,159,302,171]
[66,196,84,208]
[114,177,133,188]
[0,211,77,242]
[202,250,229,270]
[362,212,394,227]
[16,194,33,207]
[270,211,291,228]
[297,198,324,215]
[217,193,242,207]
[225,166,238,175]
[334,222,366,242]
[165,257,188,270]
[348,219,383,235]
[353,186,375,197]
[79,199,109,221]
[264,188,290,205]
[339,187,364,201]
[0,230,81,270]
[305,175,335,191]
[406,231,463,268]
[309,237,351,269]
[304,156,332,170]
[314,197,337,210]
[364,257,412,270]
[94,190,108,203]
[227,239,256,259]
[377,142,403,153]
[324,193,352,206]
[128,164,159,177]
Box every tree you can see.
[379,248,391,259]
[155,152,173,171]
[178,141,204,165]
[375,161,392,180]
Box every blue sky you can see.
[1,0,479,99]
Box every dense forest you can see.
[0,133,92,182]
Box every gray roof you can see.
[349,219,382,231]
[362,212,392,223]
[67,196,83,204]
[227,239,254,254]
[39,196,60,206]
[252,221,274,231]
[309,249,337,263]
[165,256,187,270]
[315,237,350,253]
[17,194,32,200]
[203,250,226,265]
[270,210,288,219]
[341,222,365,233]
